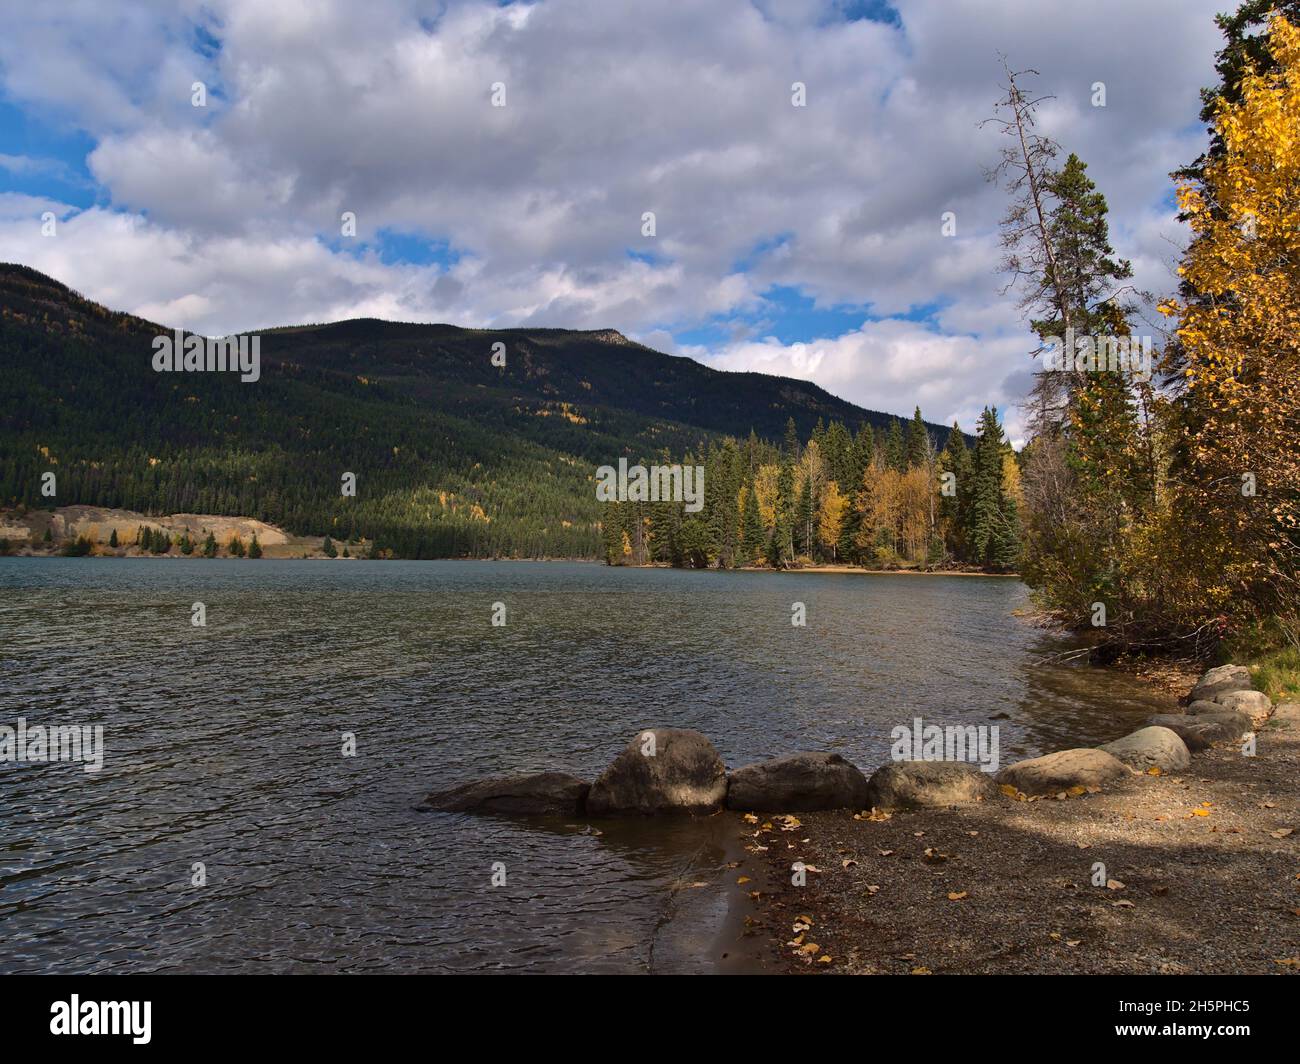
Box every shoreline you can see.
[2,551,1017,577]
[723,669,1296,975]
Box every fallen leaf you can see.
[948,891,968,901]
[736,876,751,885]
[1270,827,1294,839]
[1106,879,1125,891]
[911,966,931,975]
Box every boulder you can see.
[726,752,869,811]
[1187,699,1228,715]
[421,771,589,815]
[1146,713,1249,750]
[1212,688,1272,724]
[1272,703,1300,730]
[997,748,1128,796]
[1098,726,1191,773]
[1189,664,1253,703]
[586,728,728,815]
[863,760,998,811]
[1145,714,1212,751]
[1182,710,1253,741]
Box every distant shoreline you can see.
[2,551,1013,577]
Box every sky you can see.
[0,0,1229,441]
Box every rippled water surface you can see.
[0,558,1176,973]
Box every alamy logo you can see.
[890,716,1000,773]
[151,329,261,382]
[0,718,104,773]
[1042,327,1153,382]
[595,458,704,513]
[50,996,151,1044]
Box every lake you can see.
[0,558,1177,973]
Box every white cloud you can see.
[0,0,1227,433]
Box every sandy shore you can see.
[714,706,1298,974]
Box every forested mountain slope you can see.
[0,263,954,558]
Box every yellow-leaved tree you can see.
[1165,13,1300,625]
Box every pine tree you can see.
[885,419,906,472]
[740,483,764,565]
[108,528,118,548]
[966,408,1015,566]
[905,407,929,469]
[202,531,217,558]
[248,533,263,559]
[783,417,800,461]
[322,535,337,558]
[938,420,972,560]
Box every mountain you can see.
[0,263,958,558]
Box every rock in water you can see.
[726,752,870,811]
[421,771,590,815]
[997,749,1128,796]
[1212,689,1272,725]
[586,728,728,815]
[1189,664,1253,703]
[863,761,997,811]
[1098,726,1191,773]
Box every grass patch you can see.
[1226,617,1300,702]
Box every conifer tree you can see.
[740,483,764,565]
[905,407,930,469]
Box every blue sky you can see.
[0,0,1225,440]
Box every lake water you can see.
[0,558,1177,973]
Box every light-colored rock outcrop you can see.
[863,760,998,810]
[1098,726,1191,773]
[997,748,1128,796]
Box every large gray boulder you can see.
[1187,699,1229,715]
[421,771,589,815]
[863,760,998,811]
[997,748,1128,796]
[1098,726,1191,773]
[1189,664,1253,703]
[586,728,728,815]
[1147,713,1248,750]
[1272,703,1300,730]
[726,752,869,811]
[1212,689,1272,725]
